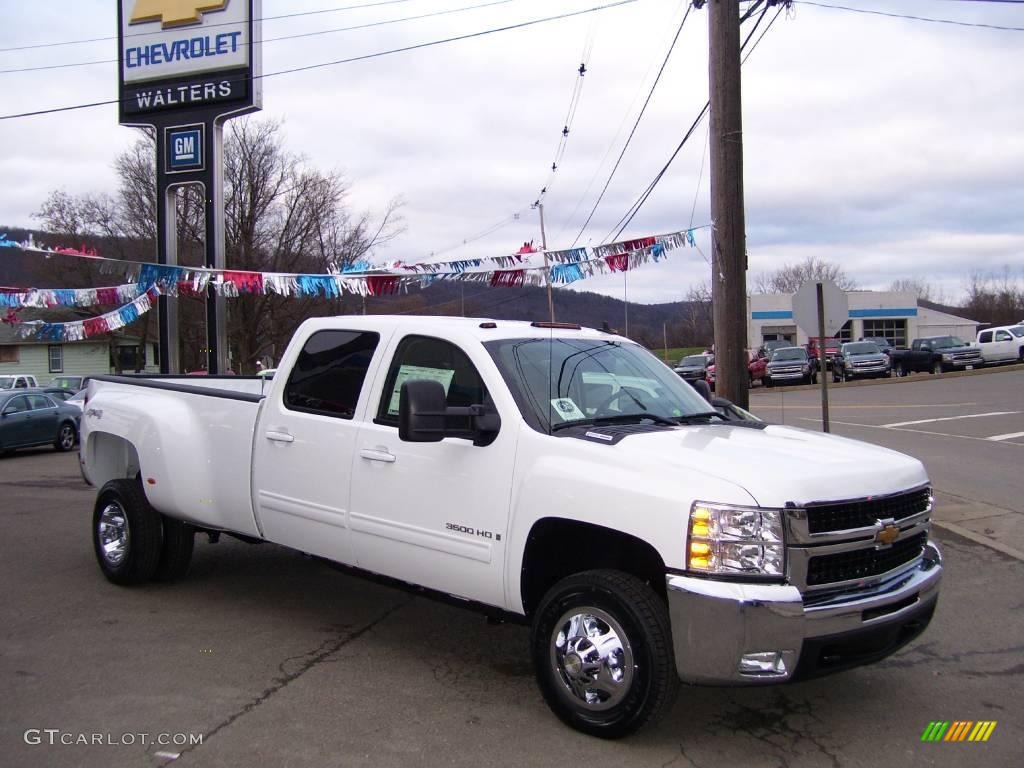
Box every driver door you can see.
[349,334,516,608]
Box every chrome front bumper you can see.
[665,542,942,684]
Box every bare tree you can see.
[752,256,857,294]
[35,118,404,373]
[963,267,1024,327]
[677,281,713,347]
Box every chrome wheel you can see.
[550,606,634,711]
[97,502,129,567]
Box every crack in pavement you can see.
[706,693,841,768]
[164,596,414,763]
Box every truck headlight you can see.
[941,353,953,361]
[687,502,785,578]
[801,365,810,373]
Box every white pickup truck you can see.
[80,316,942,738]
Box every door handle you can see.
[359,448,396,463]
[265,430,295,443]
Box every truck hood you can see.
[603,423,927,508]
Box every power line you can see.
[0,0,524,77]
[0,0,639,121]
[0,0,422,54]
[798,1,1024,31]
[605,2,783,243]
[569,2,693,248]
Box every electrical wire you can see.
[0,0,639,121]
[798,1,1024,31]
[0,0,422,54]
[0,0,524,76]
[604,2,783,243]
[568,2,693,248]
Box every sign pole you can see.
[816,281,831,433]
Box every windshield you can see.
[485,337,715,432]
[931,336,966,349]
[679,355,707,367]
[770,348,806,362]
[843,342,880,355]
[1009,326,1024,338]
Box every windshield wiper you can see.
[551,412,679,431]
[673,411,723,424]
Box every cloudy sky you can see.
[1,0,1022,305]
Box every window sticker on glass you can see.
[386,365,456,415]
[550,398,586,421]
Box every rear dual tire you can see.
[93,478,194,585]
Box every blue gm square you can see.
[168,127,204,172]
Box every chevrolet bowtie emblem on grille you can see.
[875,523,900,546]
[130,0,229,28]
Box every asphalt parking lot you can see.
[2,370,1022,767]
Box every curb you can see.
[932,521,1024,563]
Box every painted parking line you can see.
[797,418,1024,445]
[987,432,1024,442]
[880,411,1020,428]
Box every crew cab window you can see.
[283,330,380,419]
[376,335,488,430]
[979,331,992,343]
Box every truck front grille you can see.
[806,487,931,534]
[806,532,927,586]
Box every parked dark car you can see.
[673,353,714,382]
[889,336,982,376]
[0,390,80,455]
[765,347,817,387]
[832,341,891,382]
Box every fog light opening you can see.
[739,651,790,677]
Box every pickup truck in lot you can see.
[80,316,942,738]
[975,325,1024,365]
[890,336,982,376]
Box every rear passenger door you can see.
[251,329,386,565]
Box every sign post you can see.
[792,279,848,433]
[117,0,262,373]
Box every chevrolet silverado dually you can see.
[79,316,942,738]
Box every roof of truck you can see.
[298,315,631,344]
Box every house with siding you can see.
[0,324,159,384]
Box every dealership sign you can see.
[118,0,261,122]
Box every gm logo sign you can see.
[131,0,229,29]
[166,125,204,173]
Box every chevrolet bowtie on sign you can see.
[130,0,229,28]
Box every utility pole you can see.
[708,0,749,409]
[534,201,555,322]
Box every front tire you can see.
[531,570,678,739]
[54,422,76,452]
[93,479,163,585]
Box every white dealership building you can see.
[748,291,979,349]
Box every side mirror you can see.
[399,380,447,442]
[398,379,501,446]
